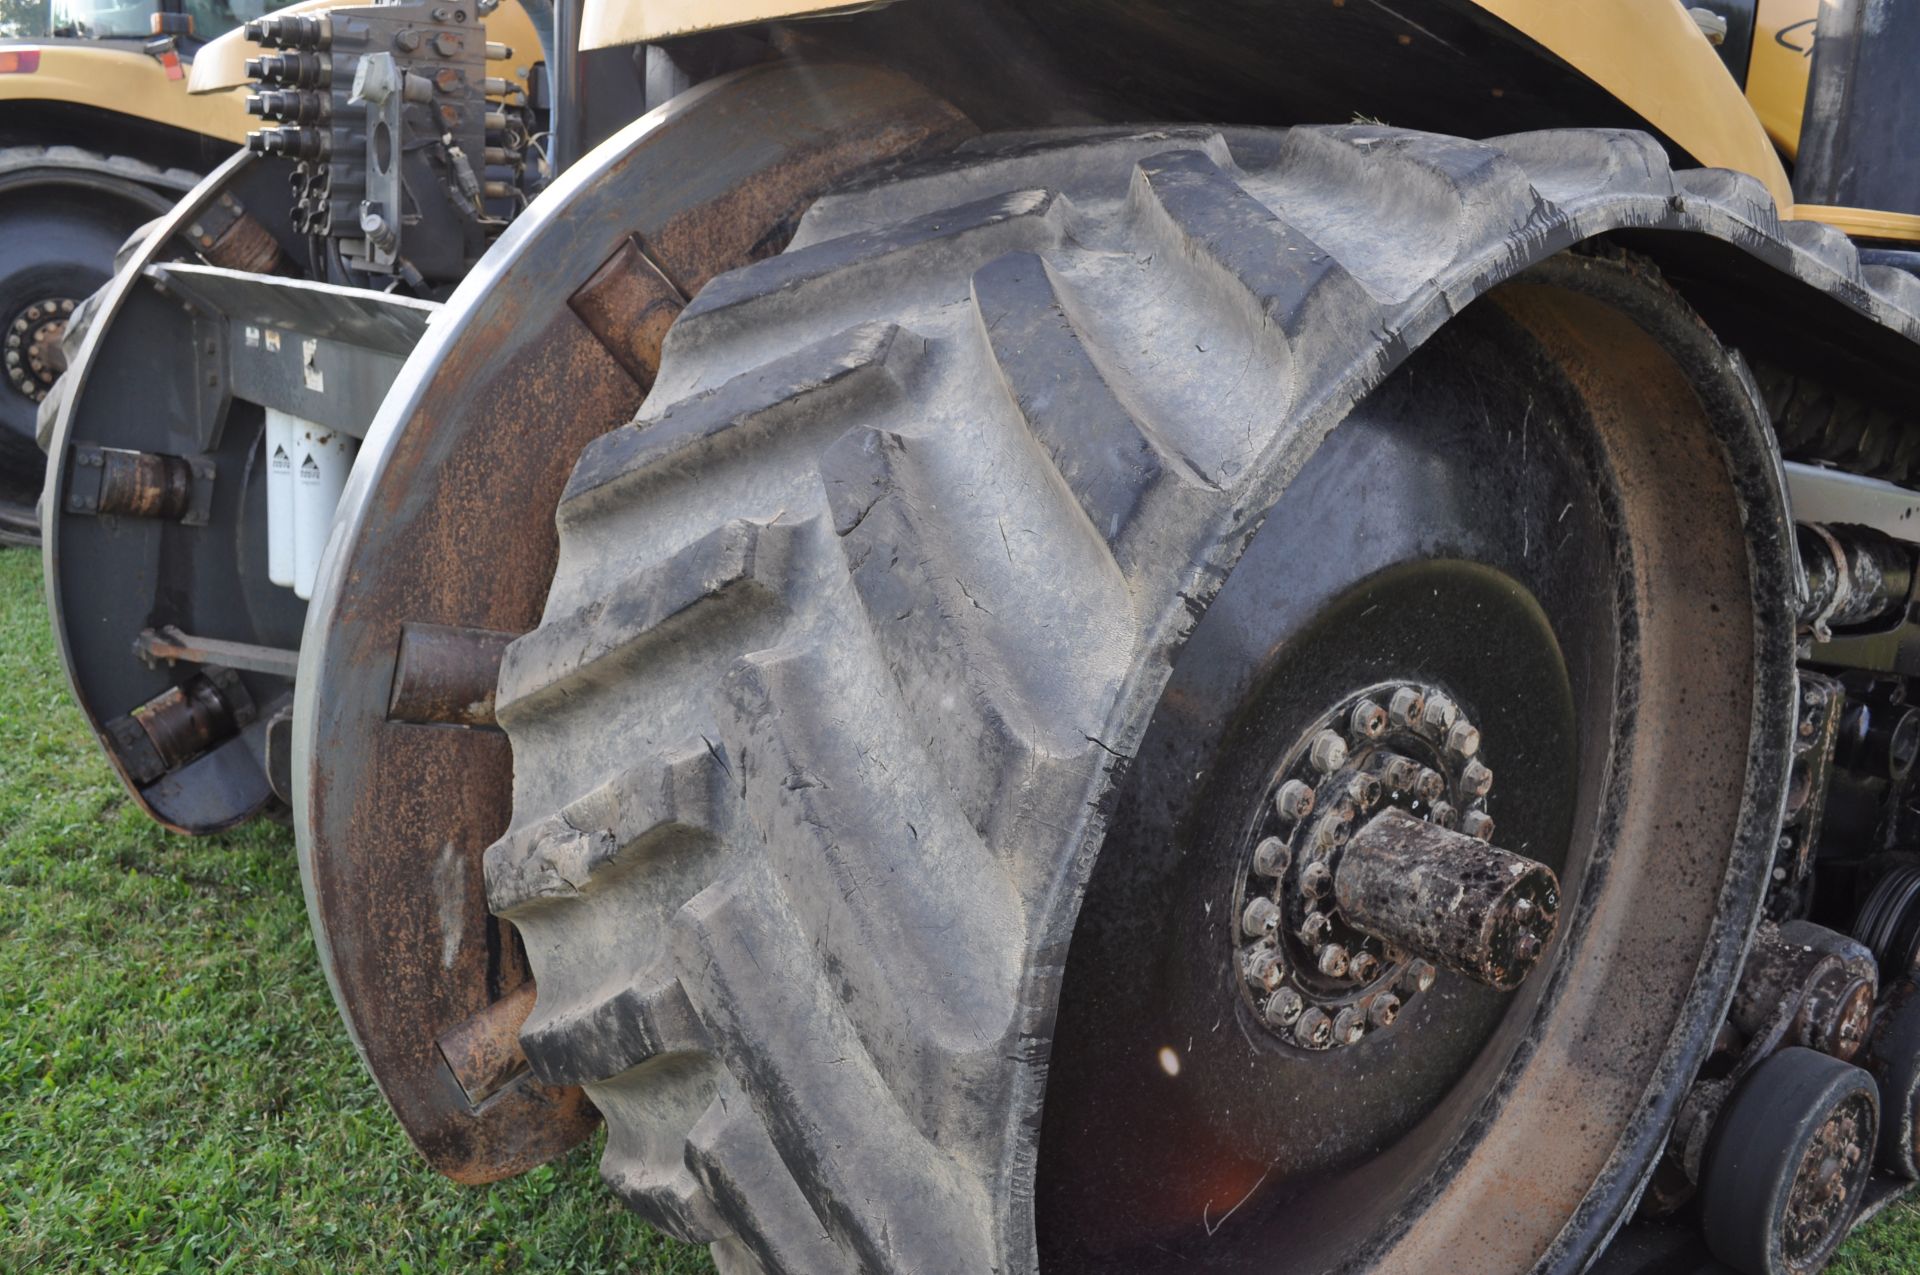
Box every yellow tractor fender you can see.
[0,40,253,144]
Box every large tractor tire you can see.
[0,146,196,545]
[486,126,1840,1272]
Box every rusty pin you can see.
[1336,808,1558,991]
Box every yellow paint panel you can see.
[1748,0,1817,156]
[1471,0,1792,211]
[0,42,252,142]
[580,0,891,51]
[190,0,544,95]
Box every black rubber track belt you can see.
[482,125,1920,1274]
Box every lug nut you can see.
[1265,987,1304,1027]
[1349,950,1380,982]
[1275,779,1315,821]
[1244,945,1284,992]
[1460,758,1493,796]
[1242,896,1281,939]
[1401,959,1437,995]
[1414,767,1447,802]
[1310,731,1348,773]
[1447,719,1481,758]
[1347,772,1382,811]
[1301,859,1332,899]
[1312,810,1352,852]
[1388,687,1425,729]
[1295,1007,1334,1049]
[1349,698,1387,739]
[1380,753,1420,792]
[1318,944,1350,978]
[1422,693,1457,734]
[1369,993,1401,1029]
[1428,801,1458,830]
[1300,911,1332,945]
[1461,809,1494,841]
[1252,836,1291,877]
[1332,1006,1367,1045]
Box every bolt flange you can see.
[1231,679,1514,1052]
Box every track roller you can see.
[1700,1046,1878,1275]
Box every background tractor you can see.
[0,0,539,542]
[37,0,1920,1272]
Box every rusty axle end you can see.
[1334,806,1561,992]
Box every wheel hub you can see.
[1785,1090,1872,1265]
[1234,681,1560,1050]
[5,296,75,403]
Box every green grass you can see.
[1,538,1918,1274]
[0,546,710,1274]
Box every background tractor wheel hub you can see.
[4,295,74,403]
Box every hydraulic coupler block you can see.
[244,0,528,286]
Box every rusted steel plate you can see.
[295,62,972,1183]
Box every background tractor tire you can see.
[484,125,1881,1273]
[0,147,196,545]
